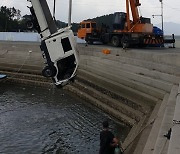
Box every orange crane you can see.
[121,0,153,33]
[77,0,165,48]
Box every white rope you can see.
[0,51,32,83]
[0,50,8,56]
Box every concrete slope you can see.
[167,83,180,154]
[81,59,171,93]
[81,55,180,84]
[80,56,174,92]
[79,45,180,67]
[152,85,178,154]
[0,70,53,88]
[79,50,180,76]
[78,69,154,113]
[0,63,42,74]
[74,79,144,122]
[142,93,170,154]
[65,84,136,126]
[80,64,166,101]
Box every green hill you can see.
[85,14,114,28]
[67,13,114,32]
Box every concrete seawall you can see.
[0,41,180,154]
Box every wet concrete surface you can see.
[0,83,130,154]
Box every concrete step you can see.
[80,59,167,99]
[152,85,178,154]
[0,63,42,75]
[80,59,173,93]
[116,56,180,77]
[77,69,156,112]
[79,46,180,67]
[4,76,53,88]
[0,58,44,67]
[0,70,50,82]
[0,41,40,52]
[81,55,180,84]
[117,49,180,67]
[74,80,144,122]
[0,69,53,88]
[79,65,162,104]
[0,50,44,66]
[76,75,144,113]
[80,54,180,77]
[65,84,136,126]
[142,93,170,154]
[167,84,180,154]
[130,98,162,154]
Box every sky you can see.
[0,0,180,26]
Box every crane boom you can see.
[125,0,153,33]
[30,0,57,38]
[128,0,141,24]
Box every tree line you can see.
[0,6,31,32]
[0,6,113,32]
[0,6,80,32]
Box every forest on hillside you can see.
[0,6,24,32]
[0,6,113,33]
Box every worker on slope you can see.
[99,120,119,154]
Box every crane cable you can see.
[138,6,142,17]
[53,0,56,20]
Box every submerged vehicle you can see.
[28,0,79,86]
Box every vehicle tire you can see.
[88,40,93,44]
[85,34,93,44]
[111,36,120,47]
[42,66,56,77]
[26,20,34,29]
[101,38,108,44]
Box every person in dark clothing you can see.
[99,120,118,154]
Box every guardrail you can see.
[0,32,40,42]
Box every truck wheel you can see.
[111,36,120,47]
[88,40,93,44]
[42,66,56,77]
[85,35,93,44]
[26,20,34,29]
[101,38,108,44]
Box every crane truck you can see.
[27,0,79,86]
[77,0,174,48]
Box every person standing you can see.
[99,120,118,154]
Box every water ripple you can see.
[0,84,130,154]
